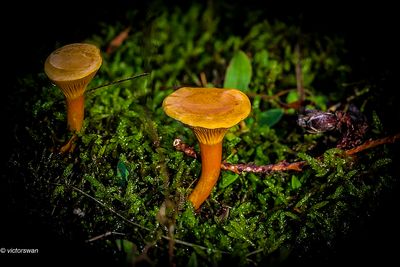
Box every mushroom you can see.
[162,87,251,210]
[44,43,102,152]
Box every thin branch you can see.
[200,72,208,87]
[246,248,264,257]
[162,236,228,254]
[221,161,305,174]
[246,89,293,101]
[173,133,400,174]
[85,73,150,95]
[69,185,151,231]
[345,133,400,155]
[139,106,171,196]
[50,73,151,105]
[173,138,197,159]
[246,89,309,110]
[295,43,305,106]
[168,225,176,267]
[57,183,228,254]
[86,231,125,242]
[173,138,305,173]
[106,26,131,54]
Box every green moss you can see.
[9,2,397,266]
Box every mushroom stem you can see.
[66,95,85,132]
[44,43,102,153]
[162,87,251,210]
[188,142,222,210]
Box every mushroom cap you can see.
[44,43,102,82]
[162,87,251,129]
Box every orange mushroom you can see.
[163,87,251,210]
[44,43,102,152]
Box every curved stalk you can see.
[66,95,85,132]
[57,95,84,154]
[44,43,102,154]
[188,142,222,210]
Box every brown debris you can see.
[221,161,305,174]
[106,27,131,54]
[345,133,400,155]
[173,138,197,159]
[59,134,78,154]
[173,132,400,175]
[173,138,305,174]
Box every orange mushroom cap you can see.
[163,87,251,210]
[162,87,251,144]
[44,43,102,99]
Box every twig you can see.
[138,106,171,194]
[222,161,305,173]
[69,185,151,231]
[200,72,208,87]
[161,236,228,254]
[345,133,400,155]
[86,231,125,242]
[173,138,305,173]
[173,138,197,159]
[48,73,150,105]
[85,73,150,95]
[246,89,293,101]
[247,89,308,110]
[106,26,131,54]
[246,248,264,257]
[173,133,400,174]
[168,225,176,267]
[295,43,305,109]
[56,184,228,254]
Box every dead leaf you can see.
[106,27,131,54]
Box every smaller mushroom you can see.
[163,87,251,210]
[44,43,102,152]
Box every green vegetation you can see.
[9,3,397,266]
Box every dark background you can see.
[1,1,398,265]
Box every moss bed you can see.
[3,1,399,266]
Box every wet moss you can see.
[7,2,398,266]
